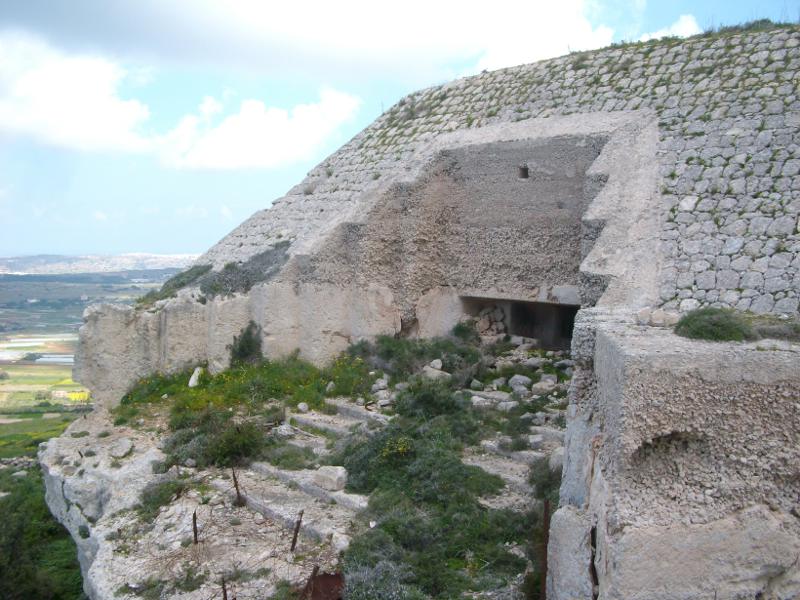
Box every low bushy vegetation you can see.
[675,308,800,343]
[348,332,482,381]
[674,308,754,341]
[228,320,263,366]
[136,264,212,307]
[334,380,534,597]
[0,466,84,599]
[137,477,193,521]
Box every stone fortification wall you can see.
[203,27,800,315]
[550,317,800,599]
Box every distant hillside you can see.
[0,254,198,275]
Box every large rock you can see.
[313,466,347,491]
[188,366,203,388]
[422,365,451,382]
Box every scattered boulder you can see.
[325,381,336,393]
[422,365,451,382]
[371,378,389,392]
[275,423,294,438]
[394,382,409,392]
[184,458,197,468]
[471,390,512,402]
[374,389,393,407]
[492,377,507,388]
[471,396,495,409]
[524,357,546,369]
[509,374,532,388]
[188,367,203,388]
[109,438,133,459]
[313,466,347,491]
[554,359,575,369]
[470,379,484,391]
[429,358,443,370]
[540,373,558,385]
[297,402,310,413]
[497,401,519,412]
[11,470,27,478]
[531,380,555,394]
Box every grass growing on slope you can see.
[113,350,376,469]
[136,264,212,307]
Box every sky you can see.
[0,0,797,257]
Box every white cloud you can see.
[2,1,617,81]
[220,205,233,220]
[0,31,150,152]
[639,14,701,42]
[174,205,209,218]
[159,88,361,169]
[93,210,109,221]
[0,32,362,169]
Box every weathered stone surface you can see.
[421,365,451,382]
[312,466,347,492]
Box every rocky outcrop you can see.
[549,316,800,599]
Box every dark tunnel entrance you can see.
[461,297,579,351]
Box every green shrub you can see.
[137,478,191,521]
[137,264,212,307]
[323,354,373,398]
[336,379,528,597]
[529,456,562,506]
[451,320,480,344]
[344,561,427,600]
[164,410,266,468]
[674,308,754,341]
[262,444,315,470]
[0,466,83,599]
[352,335,481,379]
[229,321,263,366]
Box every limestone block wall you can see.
[550,318,800,599]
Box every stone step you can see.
[480,439,546,465]
[251,461,368,512]
[324,397,391,426]
[282,426,331,457]
[463,448,537,513]
[288,409,375,437]
[209,467,356,551]
[462,450,534,494]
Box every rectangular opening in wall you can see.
[460,297,579,350]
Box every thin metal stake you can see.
[291,509,304,552]
[300,565,319,600]
[192,509,198,544]
[231,467,244,507]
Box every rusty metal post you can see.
[300,565,319,600]
[290,509,304,552]
[192,509,198,544]
[231,467,244,507]
[221,577,228,600]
